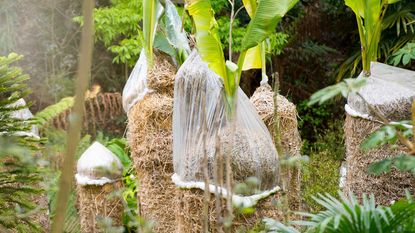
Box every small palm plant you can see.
[264,192,415,233]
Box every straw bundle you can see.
[344,114,415,205]
[176,188,283,233]
[181,127,279,192]
[76,141,124,233]
[344,62,415,205]
[250,84,302,211]
[78,182,123,233]
[127,53,177,232]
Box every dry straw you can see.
[175,84,302,232]
[76,141,124,233]
[344,62,415,204]
[181,127,279,191]
[127,52,178,232]
[176,188,283,233]
[78,182,124,233]
[250,84,302,211]
[344,115,415,205]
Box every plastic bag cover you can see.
[172,51,280,206]
[122,49,149,113]
[8,98,39,138]
[346,62,415,121]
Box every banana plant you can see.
[241,0,268,84]
[143,0,190,66]
[143,0,163,66]
[186,0,299,113]
[344,0,401,77]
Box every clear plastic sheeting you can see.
[347,62,415,121]
[172,51,280,204]
[122,49,150,113]
[75,142,123,186]
[8,98,39,139]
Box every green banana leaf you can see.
[164,0,190,64]
[186,0,227,82]
[242,45,262,70]
[344,0,401,74]
[240,0,299,52]
[241,0,262,71]
[143,0,164,66]
[242,0,257,17]
[241,0,269,84]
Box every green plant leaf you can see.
[34,97,74,126]
[241,44,262,71]
[186,0,227,80]
[241,0,299,51]
[361,129,387,151]
[154,33,176,58]
[308,78,366,106]
[344,0,364,18]
[163,0,190,64]
[242,0,257,17]
[143,0,164,66]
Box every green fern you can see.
[264,192,415,233]
[34,97,74,126]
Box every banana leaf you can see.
[143,0,164,66]
[186,0,227,81]
[241,0,262,71]
[164,0,190,64]
[240,0,299,52]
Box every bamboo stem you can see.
[50,0,94,232]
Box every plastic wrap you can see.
[122,49,150,113]
[75,142,123,186]
[346,62,415,121]
[8,98,39,139]
[172,51,280,206]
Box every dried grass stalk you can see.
[77,181,123,233]
[344,114,415,205]
[147,52,177,97]
[176,188,283,233]
[181,127,279,192]
[250,84,302,210]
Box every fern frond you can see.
[34,97,74,126]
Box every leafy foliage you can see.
[337,0,415,80]
[369,154,415,175]
[361,121,412,151]
[301,119,345,211]
[143,0,163,66]
[390,42,415,66]
[0,53,32,137]
[187,0,227,80]
[240,0,298,51]
[265,193,415,233]
[0,137,43,232]
[359,120,415,176]
[308,78,366,106]
[76,0,143,66]
[34,97,74,126]
[0,53,44,231]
